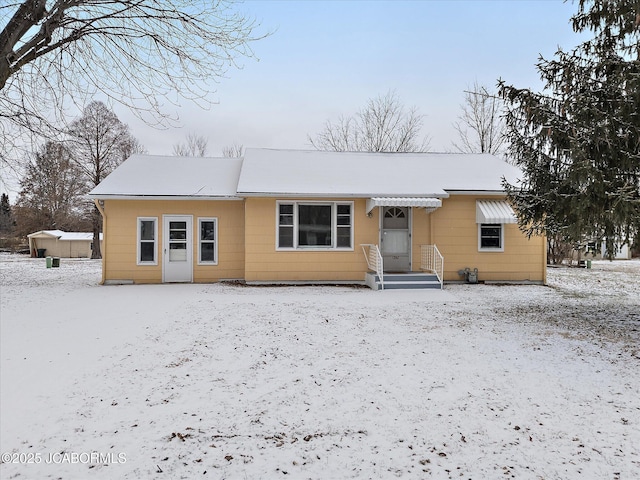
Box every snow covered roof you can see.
[27,229,66,239]
[88,150,521,200]
[27,230,102,241]
[237,149,522,197]
[88,155,243,199]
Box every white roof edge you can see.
[445,190,507,195]
[238,192,450,199]
[27,230,63,238]
[88,195,244,201]
[90,192,502,200]
[27,230,101,240]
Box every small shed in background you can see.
[27,230,103,258]
[596,240,633,260]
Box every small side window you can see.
[138,217,158,264]
[198,218,217,264]
[479,223,503,251]
[336,204,352,248]
[278,203,294,248]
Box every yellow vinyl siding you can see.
[244,198,377,282]
[98,194,544,285]
[430,195,545,282]
[411,207,431,270]
[100,199,244,284]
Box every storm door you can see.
[381,206,411,272]
[163,215,193,283]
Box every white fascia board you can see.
[87,195,244,201]
[446,190,507,195]
[238,192,450,199]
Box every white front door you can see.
[163,215,193,283]
[381,206,411,272]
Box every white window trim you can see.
[276,201,354,251]
[137,217,158,265]
[478,223,504,252]
[197,217,218,265]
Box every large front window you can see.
[298,204,332,246]
[277,202,353,250]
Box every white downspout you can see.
[94,199,107,285]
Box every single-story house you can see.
[88,148,547,288]
[27,230,103,258]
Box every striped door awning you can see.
[366,197,442,214]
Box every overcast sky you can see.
[118,0,584,157]
[1,0,586,197]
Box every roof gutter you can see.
[444,190,507,196]
[87,195,244,201]
[236,192,450,199]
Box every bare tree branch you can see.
[172,133,209,157]
[222,143,243,157]
[0,0,264,168]
[452,81,506,155]
[309,90,430,153]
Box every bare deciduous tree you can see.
[222,143,244,157]
[172,133,209,157]
[452,82,506,155]
[67,101,138,258]
[0,0,262,164]
[14,141,88,238]
[309,91,430,153]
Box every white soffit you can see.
[476,200,517,224]
[367,197,442,214]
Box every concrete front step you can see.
[365,272,442,290]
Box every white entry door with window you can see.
[381,206,411,272]
[163,215,193,283]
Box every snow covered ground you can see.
[1,253,638,479]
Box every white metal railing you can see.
[361,244,384,290]
[420,244,444,289]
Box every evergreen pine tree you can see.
[0,193,14,234]
[499,0,639,258]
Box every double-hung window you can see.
[277,202,353,250]
[137,217,158,264]
[198,218,217,264]
[478,223,504,251]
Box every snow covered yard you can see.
[1,254,638,479]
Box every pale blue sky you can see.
[123,0,582,156]
[2,0,586,196]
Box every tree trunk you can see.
[91,204,102,259]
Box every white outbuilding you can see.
[27,230,103,258]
